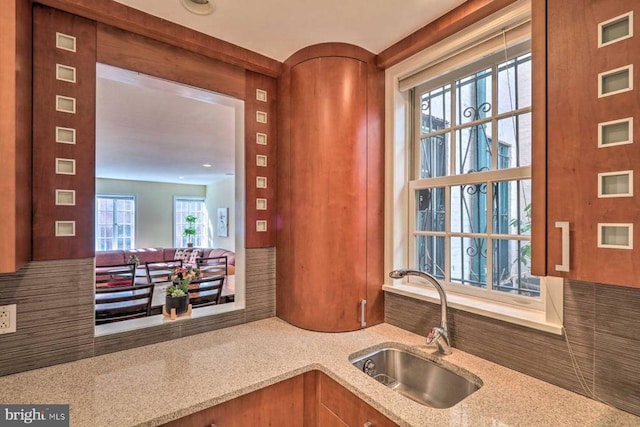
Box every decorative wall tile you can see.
[55,32,76,51]
[55,126,75,144]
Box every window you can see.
[411,50,537,305]
[96,195,135,251]
[174,198,208,247]
[385,1,562,333]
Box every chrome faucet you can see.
[389,269,452,355]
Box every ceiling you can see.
[97,1,467,185]
[96,64,238,186]
[112,0,467,62]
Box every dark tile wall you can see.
[0,248,276,376]
[384,279,640,417]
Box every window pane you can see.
[415,188,445,232]
[175,198,207,247]
[456,124,493,174]
[497,113,532,169]
[497,53,532,114]
[451,183,487,234]
[415,235,445,280]
[492,239,537,297]
[492,179,531,236]
[96,196,135,251]
[420,85,451,134]
[450,236,487,288]
[456,69,492,126]
[419,134,450,178]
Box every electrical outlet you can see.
[0,304,16,334]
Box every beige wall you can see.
[96,178,206,248]
[205,176,235,251]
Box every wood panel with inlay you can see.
[32,5,96,260]
[245,70,277,248]
[547,0,640,286]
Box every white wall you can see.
[205,176,235,251]
[96,178,206,248]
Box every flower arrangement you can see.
[166,266,200,298]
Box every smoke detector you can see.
[181,0,215,15]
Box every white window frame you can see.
[173,196,208,248]
[383,0,563,335]
[95,194,136,251]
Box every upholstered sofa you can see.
[95,247,236,275]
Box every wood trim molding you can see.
[33,0,282,77]
[0,0,32,272]
[530,0,546,276]
[96,23,245,100]
[377,0,519,69]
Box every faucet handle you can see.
[426,326,452,355]
[426,327,442,345]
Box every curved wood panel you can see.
[279,56,368,331]
[284,42,376,69]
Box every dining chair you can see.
[188,275,225,307]
[95,263,136,288]
[95,283,155,325]
[145,259,183,284]
[196,256,228,277]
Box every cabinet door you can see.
[318,372,398,427]
[162,374,308,427]
[547,0,640,286]
[281,56,369,331]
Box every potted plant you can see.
[165,266,199,316]
[183,214,197,248]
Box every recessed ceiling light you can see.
[179,176,185,179]
[202,163,212,168]
[181,0,215,16]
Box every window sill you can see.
[383,283,563,335]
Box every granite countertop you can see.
[0,318,637,426]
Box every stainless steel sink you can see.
[350,347,481,408]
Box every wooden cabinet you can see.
[277,44,385,332]
[545,0,640,287]
[162,373,312,427]
[162,370,397,427]
[318,372,397,427]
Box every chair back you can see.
[196,256,228,277]
[95,283,155,325]
[188,275,225,307]
[145,259,183,284]
[95,263,136,287]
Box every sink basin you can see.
[350,347,481,408]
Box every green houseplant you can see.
[165,266,199,316]
[183,214,197,248]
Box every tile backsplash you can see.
[385,280,640,417]
[0,248,276,376]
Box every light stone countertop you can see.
[0,317,638,427]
